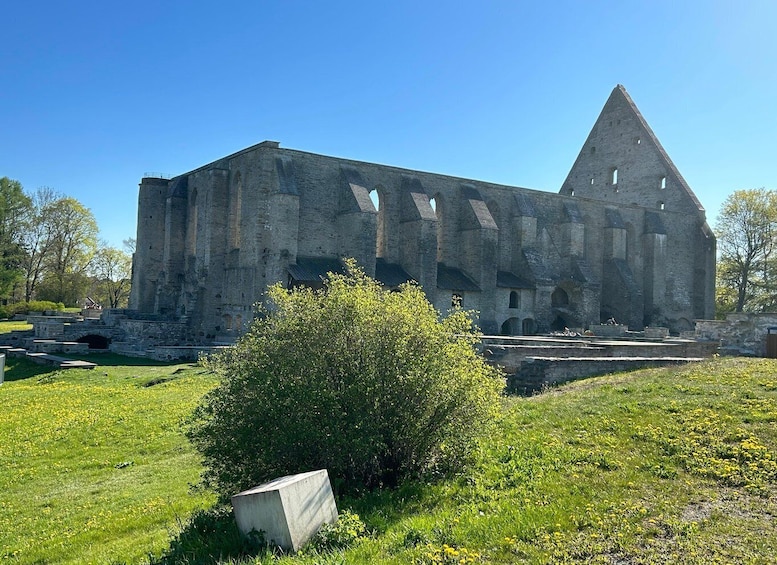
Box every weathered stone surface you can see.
[231,469,338,552]
[128,85,715,341]
[696,313,777,357]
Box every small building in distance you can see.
[129,85,716,342]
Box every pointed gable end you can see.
[560,85,705,217]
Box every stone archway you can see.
[500,317,521,336]
[76,334,110,350]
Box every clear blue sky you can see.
[2,1,775,248]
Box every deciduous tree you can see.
[89,243,132,308]
[715,188,777,313]
[35,196,98,305]
[0,178,33,300]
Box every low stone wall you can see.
[591,324,628,337]
[507,356,705,395]
[696,313,777,357]
[148,345,230,362]
[485,339,718,374]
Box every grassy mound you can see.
[1,356,776,563]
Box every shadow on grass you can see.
[2,357,56,382]
[147,506,268,565]
[145,481,436,564]
[2,354,193,383]
[59,352,186,367]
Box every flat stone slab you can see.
[232,469,338,552]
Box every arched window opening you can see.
[551,287,569,307]
[372,189,386,257]
[659,201,665,210]
[501,317,520,336]
[429,197,436,213]
[660,176,667,190]
[224,314,233,331]
[235,314,243,331]
[611,167,618,185]
[509,291,519,309]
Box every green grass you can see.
[2,357,777,563]
[0,358,218,564]
[0,320,33,333]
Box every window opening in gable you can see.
[660,176,667,190]
[371,189,386,258]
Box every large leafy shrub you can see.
[188,261,504,496]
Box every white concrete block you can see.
[231,469,338,551]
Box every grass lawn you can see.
[0,357,218,564]
[2,356,777,563]
[0,320,33,334]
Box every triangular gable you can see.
[560,85,705,215]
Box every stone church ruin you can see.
[126,85,715,346]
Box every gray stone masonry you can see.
[129,86,715,341]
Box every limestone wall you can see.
[129,86,715,343]
[696,313,777,357]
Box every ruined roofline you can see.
[155,136,703,219]
[160,141,558,198]
[611,84,705,213]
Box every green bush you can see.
[188,261,504,497]
[0,301,65,319]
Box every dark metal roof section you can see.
[605,207,626,229]
[437,263,480,292]
[514,193,536,217]
[563,201,584,223]
[644,211,667,235]
[276,156,298,195]
[287,257,344,283]
[375,259,414,288]
[496,270,534,289]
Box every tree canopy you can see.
[0,177,131,308]
[716,188,777,314]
